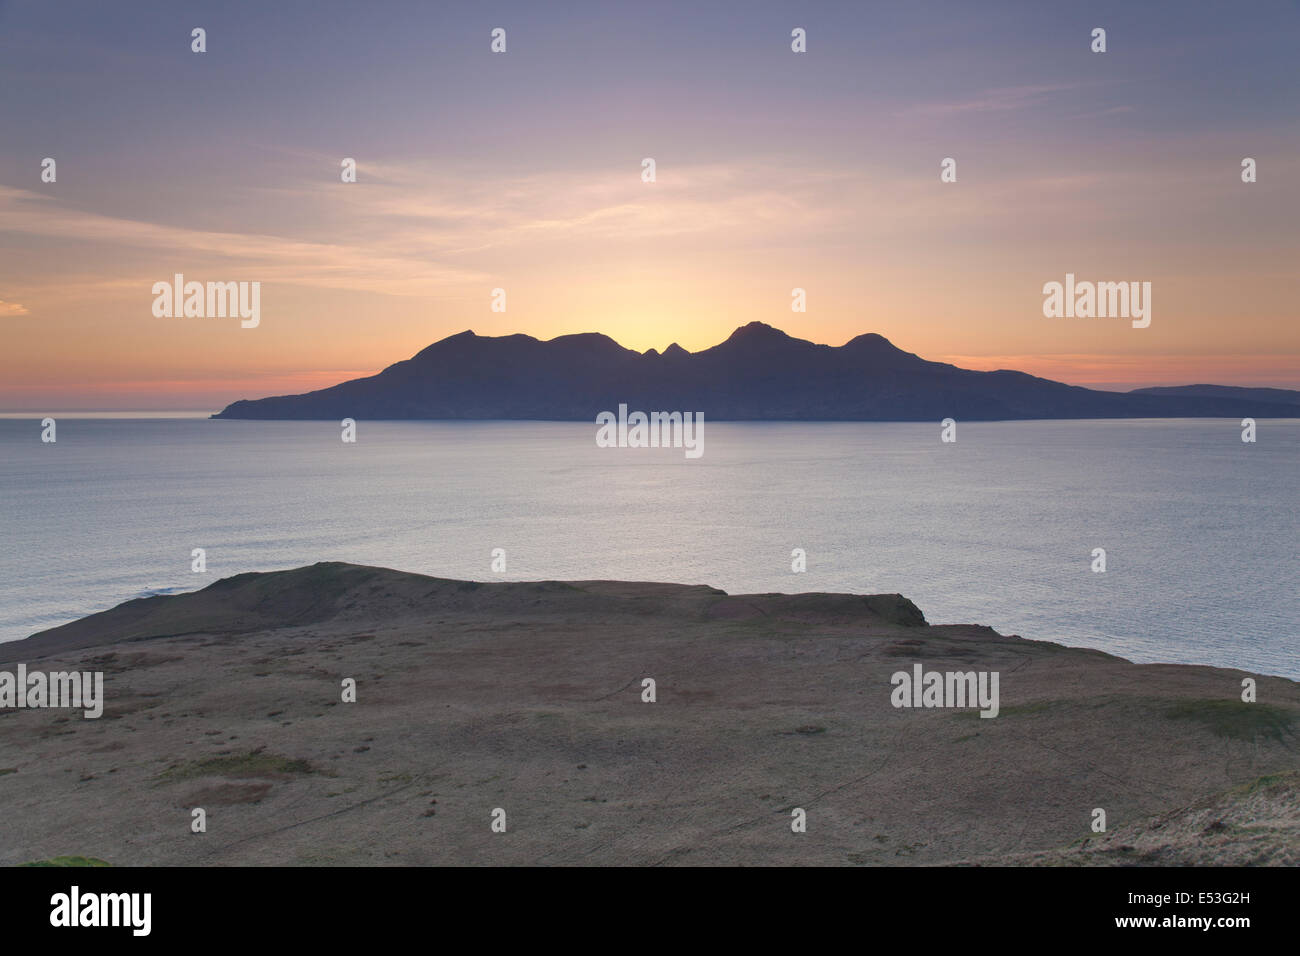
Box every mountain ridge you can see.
[213,323,1300,421]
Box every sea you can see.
[1,416,1296,678]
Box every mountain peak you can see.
[843,331,903,351]
[725,321,791,343]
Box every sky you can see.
[1,0,1298,410]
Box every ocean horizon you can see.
[3,415,1295,678]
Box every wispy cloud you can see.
[899,83,1084,117]
[0,163,861,296]
[0,299,30,317]
[0,187,489,297]
[242,159,851,256]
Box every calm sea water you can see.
[0,418,1296,677]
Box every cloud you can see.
[0,163,860,295]
[0,299,29,316]
[899,83,1084,117]
[241,159,853,256]
[0,186,490,297]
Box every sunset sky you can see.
[2,0,1298,410]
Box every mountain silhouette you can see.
[212,323,1300,421]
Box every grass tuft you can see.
[1163,700,1295,743]
[158,750,318,781]
[19,856,111,867]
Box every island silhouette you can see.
[214,323,1300,421]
